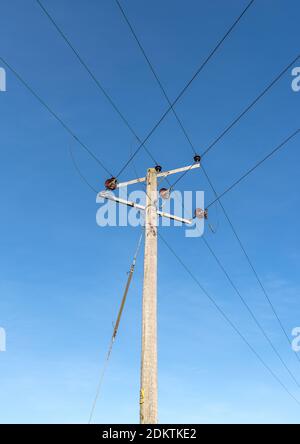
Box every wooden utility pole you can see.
[99,161,201,424]
[140,168,158,424]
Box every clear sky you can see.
[0,0,299,424]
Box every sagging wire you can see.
[68,140,99,194]
[88,230,144,424]
[130,138,142,186]
[68,140,145,423]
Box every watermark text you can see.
[292,327,300,352]
[0,67,6,92]
[96,188,205,238]
[291,67,300,92]
[0,327,6,352]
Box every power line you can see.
[202,125,300,368]
[88,231,144,424]
[202,236,300,387]
[6,0,299,415]
[36,0,184,200]
[117,0,300,382]
[115,0,205,217]
[115,0,197,155]
[0,50,173,219]
[34,0,300,405]
[67,136,146,424]
[37,0,196,191]
[206,128,300,209]
[159,232,300,408]
[35,0,159,167]
[0,56,113,177]
[226,201,300,363]
[168,53,300,192]
[202,164,300,366]
[113,0,257,243]
[37,0,254,183]
[201,54,300,158]
[114,0,200,209]
[115,0,255,177]
[114,0,300,373]
[202,128,300,369]
[68,141,99,193]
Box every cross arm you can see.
[98,192,193,225]
[116,163,200,188]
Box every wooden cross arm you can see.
[116,163,200,188]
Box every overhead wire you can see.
[158,232,300,407]
[201,155,300,366]
[156,53,300,194]
[0,55,113,177]
[67,137,145,423]
[10,0,300,410]
[201,54,300,158]
[206,128,300,209]
[113,0,300,375]
[115,0,197,156]
[114,0,299,212]
[170,53,300,191]
[68,141,99,193]
[202,236,300,386]
[88,231,144,424]
[36,0,159,167]
[33,0,300,381]
[115,0,256,178]
[35,0,183,202]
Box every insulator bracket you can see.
[105,177,118,191]
[194,208,208,220]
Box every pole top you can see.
[147,167,158,174]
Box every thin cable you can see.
[222,200,300,365]
[37,0,254,182]
[202,54,300,158]
[35,0,159,167]
[130,139,142,183]
[68,141,98,193]
[115,0,197,155]
[34,1,300,399]
[202,236,300,387]
[88,231,144,424]
[115,0,255,177]
[206,128,300,209]
[118,0,300,367]
[67,138,145,423]
[15,0,298,412]
[114,1,209,220]
[201,132,300,367]
[116,0,300,370]
[110,174,300,405]
[0,56,112,177]
[165,53,300,193]
[158,232,300,407]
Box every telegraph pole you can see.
[140,168,158,424]
[99,161,202,424]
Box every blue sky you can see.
[0,0,299,424]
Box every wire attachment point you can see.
[194,208,208,220]
[159,188,170,200]
[105,177,118,190]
